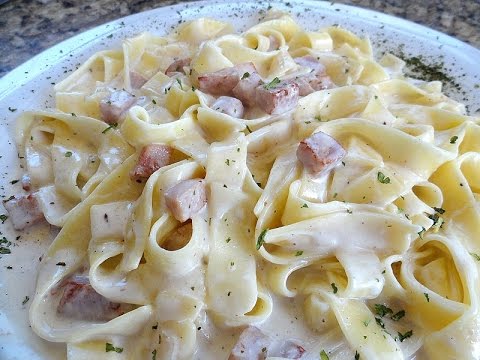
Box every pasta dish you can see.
[5,9,480,360]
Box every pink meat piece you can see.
[3,194,44,230]
[165,57,191,76]
[163,222,192,251]
[293,56,335,96]
[228,326,271,360]
[21,174,31,192]
[56,274,132,321]
[130,144,173,182]
[232,71,263,107]
[129,71,148,89]
[99,90,137,125]
[164,179,207,223]
[229,326,306,360]
[211,96,245,118]
[255,80,299,115]
[294,56,327,74]
[198,63,257,96]
[273,340,306,359]
[296,131,346,175]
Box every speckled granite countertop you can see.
[0,0,479,77]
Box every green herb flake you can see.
[226,237,231,243]
[264,77,281,90]
[246,125,252,133]
[398,330,413,342]
[333,193,338,198]
[355,350,360,360]
[10,179,18,184]
[256,229,268,250]
[102,123,118,134]
[295,250,303,256]
[450,136,458,144]
[22,296,30,305]
[225,159,230,166]
[0,214,8,224]
[470,252,480,261]
[424,293,430,302]
[331,282,338,294]
[71,113,77,117]
[375,317,385,329]
[418,227,426,239]
[301,203,308,208]
[65,151,73,158]
[391,310,405,321]
[377,172,391,184]
[374,304,393,317]
[363,319,370,327]
[433,207,445,214]
[320,350,330,360]
[176,78,184,90]
[315,115,323,122]
[0,247,11,254]
[8,107,17,112]
[241,72,250,79]
[152,349,157,360]
[106,343,123,353]
[152,99,157,105]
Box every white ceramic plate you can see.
[0,1,479,359]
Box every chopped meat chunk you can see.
[3,194,44,230]
[21,174,31,192]
[229,326,305,360]
[296,131,346,175]
[165,57,191,76]
[163,222,192,251]
[294,55,326,74]
[232,71,263,107]
[99,90,137,125]
[164,179,206,222]
[198,63,257,96]
[273,340,306,359]
[255,80,299,115]
[129,71,148,89]
[56,274,133,321]
[293,56,335,96]
[228,326,271,360]
[130,144,173,182]
[211,96,245,118]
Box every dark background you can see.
[1,0,479,77]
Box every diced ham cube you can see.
[165,57,191,76]
[229,326,305,360]
[99,90,137,125]
[294,56,326,74]
[232,71,263,107]
[163,222,192,251]
[130,144,173,182]
[255,80,299,115]
[293,56,335,96]
[129,71,148,89]
[228,326,271,360]
[198,63,257,96]
[21,174,31,192]
[273,340,305,359]
[3,194,44,230]
[296,131,346,175]
[211,96,245,118]
[164,179,206,222]
[57,274,133,321]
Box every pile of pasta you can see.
[19,10,480,360]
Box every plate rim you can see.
[1,0,480,99]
